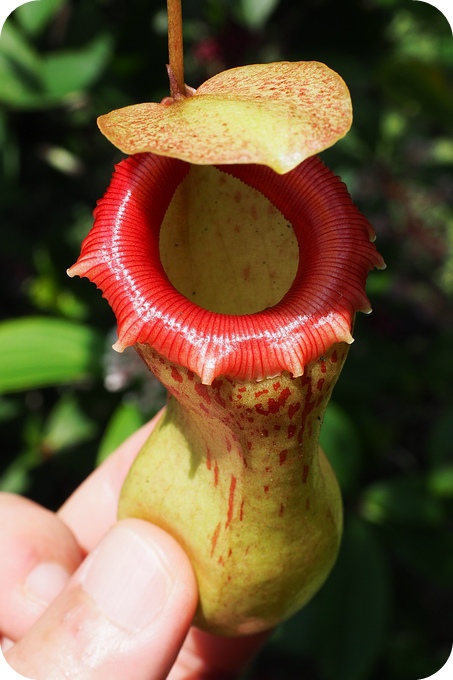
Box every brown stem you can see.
[167,0,185,97]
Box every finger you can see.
[5,519,198,680]
[169,627,269,680]
[0,493,83,641]
[58,412,162,553]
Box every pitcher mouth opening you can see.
[159,165,299,316]
[68,152,385,385]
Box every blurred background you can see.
[0,0,452,678]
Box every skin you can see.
[0,413,267,680]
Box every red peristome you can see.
[68,153,384,384]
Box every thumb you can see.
[4,519,198,680]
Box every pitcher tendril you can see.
[167,0,185,98]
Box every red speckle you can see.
[279,503,285,517]
[206,449,212,471]
[214,461,219,487]
[246,441,252,451]
[240,499,244,521]
[287,423,296,439]
[274,424,281,431]
[263,485,269,494]
[236,393,242,400]
[320,360,327,373]
[167,386,182,401]
[273,382,281,391]
[228,548,233,557]
[171,366,183,383]
[288,402,301,420]
[265,466,271,473]
[211,380,226,406]
[331,350,338,363]
[210,522,221,557]
[238,386,246,393]
[303,464,309,483]
[255,389,269,398]
[299,381,315,430]
[317,378,325,391]
[225,475,237,528]
[262,429,269,437]
[243,265,251,281]
[279,449,288,465]
[218,555,225,566]
[195,383,211,404]
[187,370,194,381]
[226,438,232,453]
[255,387,291,416]
[213,392,226,408]
[199,402,209,415]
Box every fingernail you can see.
[81,525,174,633]
[25,562,71,605]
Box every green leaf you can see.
[313,518,391,680]
[0,20,42,74]
[361,474,445,527]
[96,400,146,466]
[428,404,453,466]
[428,465,453,499]
[0,21,45,107]
[42,394,97,454]
[0,317,103,394]
[379,58,453,125]
[28,248,89,319]
[237,0,280,29]
[0,449,41,495]
[0,107,19,181]
[15,0,64,37]
[319,402,362,495]
[386,526,453,588]
[0,396,20,422]
[41,34,113,98]
[0,23,112,106]
[0,53,42,106]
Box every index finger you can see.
[58,411,162,553]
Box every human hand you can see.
[0,413,267,679]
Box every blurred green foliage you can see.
[0,0,452,678]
